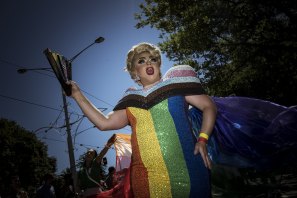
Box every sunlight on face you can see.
[133,52,161,88]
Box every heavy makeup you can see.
[133,51,161,89]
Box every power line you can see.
[81,89,114,108]
[0,93,116,139]
[1,59,55,78]
[40,136,113,150]
[0,93,63,112]
[0,93,83,117]
[0,89,130,135]
[75,125,96,137]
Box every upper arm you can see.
[100,109,129,131]
[185,94,217,112]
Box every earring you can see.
[134,75,140,83]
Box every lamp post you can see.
[17,36,104,194]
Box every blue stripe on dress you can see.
[168,96,211,197]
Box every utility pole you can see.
[46,37,104,194]
[61,88,78,193]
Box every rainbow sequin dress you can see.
[114,65,211,198]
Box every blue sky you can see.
[0,0,174,173]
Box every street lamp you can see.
[17,36,104,194]
[69,36,104,63]
[18,36,105,73]
[17,67,52,74]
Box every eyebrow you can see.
[137,55,155,59]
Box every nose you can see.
[146,59,153,65]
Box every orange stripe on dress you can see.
[126,108,150,197]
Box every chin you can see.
[149,77,161,84]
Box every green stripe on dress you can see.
[150,99,190,197]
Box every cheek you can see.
[135,66,145,75]
[154,65,161,73]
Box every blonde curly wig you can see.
[125,42,162,81]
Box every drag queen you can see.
[70,42,217,197]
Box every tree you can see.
[135,0,297,106]
[0,118,56,196]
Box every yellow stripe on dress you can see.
[129,107,172,197]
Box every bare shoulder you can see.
[185,94,215,109]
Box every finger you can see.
[194,144,199,155]
[206,156,212,169]
[201,151,208,168]
[199,146,209,168]
[203,150,212,169]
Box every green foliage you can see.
[136,0,297,106]
[0,118,56,196]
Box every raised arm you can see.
[186,94,217,169]
[95,134,117,164]
[69,81,129,131]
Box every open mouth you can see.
[146,67,154,75]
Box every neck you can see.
[143,79,161,90]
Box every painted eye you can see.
[138,59,145,64]
[150,58,158,63]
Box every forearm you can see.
[97,145,110,160]
[95,140,114,163]
[186,94,217,137]
[200,105,217,137]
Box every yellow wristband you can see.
[199,132,209,140]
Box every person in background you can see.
[5,175,28,198]
[36,173,56,198]
[78,134,116,198]
[105,166,117,190]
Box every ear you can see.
[155,59,161,69]
[134,74,140,82]
[131,70,137,79]
[135,74,143,86]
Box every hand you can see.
[18,191,29,198]
[194,141,212,169]
[66,80,81,98]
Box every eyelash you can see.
[137,58,158,64]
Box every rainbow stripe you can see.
[127,96,210,197]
